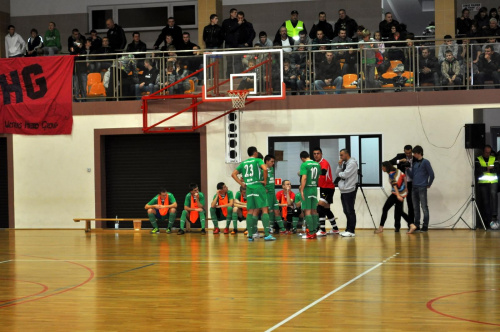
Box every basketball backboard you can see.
[202,48,285,102]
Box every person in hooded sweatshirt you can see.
[441,50,462,88]
[5,25,26,58]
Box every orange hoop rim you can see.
[227,90,250,97]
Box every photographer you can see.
[375,161,417,234]
[390,145,417,228]
[407,145,435,232]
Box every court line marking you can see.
[0,260,11,264]
[98,263,156,279]
[7,259,500,266]
[265,253,400,332]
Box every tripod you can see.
[452,149,487,230]
[357,170,377,229]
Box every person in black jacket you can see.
[106,18,126,51]
[68,28,86,55]
[379,12,399,40]
[154,17,183,50]
[390,145,417,228]
[474,45,500,88]
[314,51,343,94]
[418,47,440,88]
[310,11,334,40]
[135,59,159,99]
[235,11,256,48]
[126,32,147,53]
[177,32,198,56]
[203,14,223,49]
[273,26,295,53]
[26,28,43,56]
[456,8,473,37]
[333,9,358,39]
[222,8,239,48]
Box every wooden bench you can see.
[74,218,192,232]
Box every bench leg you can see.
[85,220,91,232]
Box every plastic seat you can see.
[184,79,195,94]
[402,71,414,87]
[342,74,358,89]
[87,73,106,97]
[387,60,403,73]
[381,72,397,88]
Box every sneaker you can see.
[420,226,428,232]
[340,231,355,237]
[166,228,172,234]
[151,228,160,234]
[327,229,340,235]
[316,230,327,237]
[252,232,261,239]
[231,229,238,234]
[201,228,206,235]
[223,228,229,234]
[302,232,317,239]
[177,229,185,235]
[248,237,254,242]
[264,235,276,241]
[280,230,289,235]
[213,227,220,234]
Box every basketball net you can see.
[227,90,249,109]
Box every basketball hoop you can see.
[227,90,249,109]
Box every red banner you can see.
[0,55,73,135]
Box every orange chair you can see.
[402,71,414,87]
[87,73,106,97]
[381,72,397,88]
[184,79,195,94]
[342,74,358,89]
[387,60,403,73]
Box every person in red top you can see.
[313,147,340,234]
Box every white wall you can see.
[11,102,487,230]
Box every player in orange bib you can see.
[145,187,177,234]
[210,182,235,234]
[178,183,206,235]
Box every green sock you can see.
[200,211,206,229]
[269,212,275,230]
[232,212,238,229]
[253,215,259,235]
[292,217,299,229]
[226,207,233,228]
[209,208,219,229]
[312,214,319,232]
[262,213,270,236]
[180,210,187,230]
[246,214,254,238]
[148,213,158,228]
[305,215,313,233]
[275,215,285,231]
[168,212,176,229]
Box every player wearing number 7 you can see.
[299,151,321,239]
[231,146,276,241]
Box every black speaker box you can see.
[465,123,485,149]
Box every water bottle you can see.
[115,215,119,229]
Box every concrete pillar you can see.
[435,0,456,40]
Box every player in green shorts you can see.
[299,151,321,239]
[231,146,275,241]
[178,183,206,235]
[210,182,235,234]
[144,187,177,234]
[264,154,287,234]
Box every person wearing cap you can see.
[274,10,307,43]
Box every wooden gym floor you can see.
[0,229,499,331]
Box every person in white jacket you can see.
[5,25,26,58]
[335,149,359,237]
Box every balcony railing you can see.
[73,38,500,102]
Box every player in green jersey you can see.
[264,154,287,234]
[299,151,321,239]
[231,146,276,241]
[144,187,177,234]
[178,183,206,235]
[210,182,235,234]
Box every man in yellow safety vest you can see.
[475,145,499,225]
[274,10,307,43]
